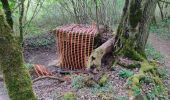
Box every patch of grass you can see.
[150,18,170,40]
[145,43,165,64]
[63,92,77,100]
[118,69,134,78]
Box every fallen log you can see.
[87,37,115,70]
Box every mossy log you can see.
[0,10,37,100]
[87,37,115,69]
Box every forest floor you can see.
[0,33,170,100]
[148,34,170,67]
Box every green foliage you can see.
[117,96,127,100]
[150,19,170,40]
[157,67,168,80]
[27,34,55,47]
[118,69,134,78]
[145,43,164,64]
[63,92,77,100]
[131,86,142,97]
[146,85,168,100]
[140,76,154,84]
[71,75,85,89]
[98,74,108,86]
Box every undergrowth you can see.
[150,18,170,40]
[25,33,55,47]
[71,75,113,94]
[90,82,113,94]
[118,69,134,78]
[145,43,164,64]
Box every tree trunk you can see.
[0,9,37,100]
[19,0,25,45]
[114,0,158,57]
[0,0,13,28]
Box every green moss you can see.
[98,74,108,86]
[123,48,144,61]
[62,92,77,100]
[0,9,37,100]
[129,0,142,28]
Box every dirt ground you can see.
[148,34,170,67]
[0,33,170,100]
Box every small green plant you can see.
[140,76,154,84]
[90,82,113,94]
[118,69,134,78]
[71,75,85,89]
[157,67,168,80]
[98,74,108,86]
[146,85,168,100]
[131,86,142,97]
[62,92,77,100]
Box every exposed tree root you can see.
[121,50,168,98]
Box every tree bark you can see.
[114,0,158,57]
[0,9,37,100]
[0,0,13,28]
[87,37,115,69]
[19,0,25,45]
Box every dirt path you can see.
[148,34,170,67]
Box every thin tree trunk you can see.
[0,9,37,100]
[158,1,164,20]
[19,0,25,45]
[94,0,99,32]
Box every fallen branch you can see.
[87,37,115,69]
[33,76,65,83]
